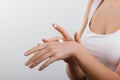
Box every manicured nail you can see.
[25,61,30,66]
[42,39,47,42]
[75,31,77,33]
[53,24,57,28]
[24,53,28,56]
[39,67,43,71]
[75,31,79,35]
[25,63,29,66]
[29,65,34,69]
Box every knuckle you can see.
[36,59,40,63]
[51,49,58,54]
[53,54,59,60]
[46,45,52,51]
[34,60,38,64]
[53,56,57,60]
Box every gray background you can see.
[0,0,88,80]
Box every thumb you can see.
[74,32,81,43]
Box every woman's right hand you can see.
[42,24,80,63]
[42,23,80,44]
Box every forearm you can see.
[73,46,120,80]
[66,58,86,80]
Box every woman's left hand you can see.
[24,40,81,71]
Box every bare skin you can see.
[24,0,120,80]
[42,24,86,80]
[90,0,120,35]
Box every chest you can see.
[81,31,120,70]
[81,0,120,71]
[90,1,120,35]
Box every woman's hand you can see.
[42,24,81,63]
[24,24,81,71]
[24,40,81,71]
[43,24,80,45]
[42,24,72,43]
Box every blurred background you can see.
[0,0,88,80]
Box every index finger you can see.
[53,24,72,40]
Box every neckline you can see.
[87,27,120,36]
[87,0,120,36]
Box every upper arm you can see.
[116,62,120,76]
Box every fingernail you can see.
[25,61,30,66]
[25,63,28,66]
[75,31,79,35]
[39,67,43,71]
[24,53,28,56]
[42,39,47,42]
[29,65,34,69]
[53,24,57,28]
[75,31,77,33]
[38,68,42,71]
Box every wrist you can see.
[71,43,84,58]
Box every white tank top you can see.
[81,0,120,71]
